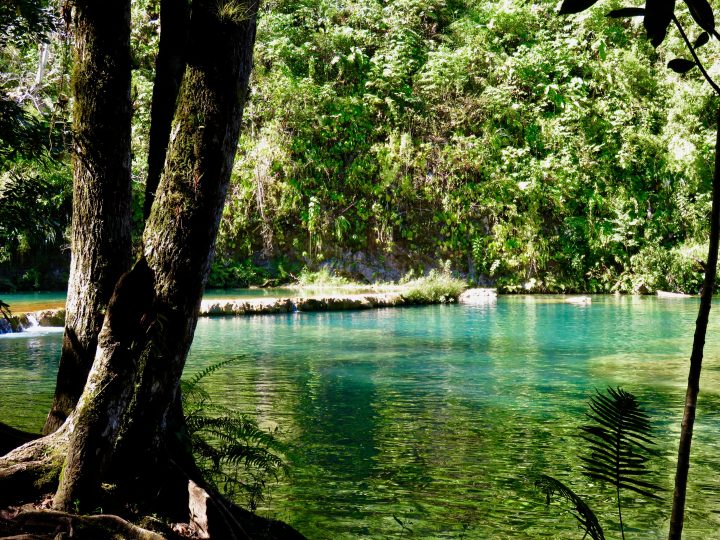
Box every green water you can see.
[2,296,720,539]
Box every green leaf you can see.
[644,0,676,47]
[685,0,715,33]
[559,0,601,15]
[668,58,697,73]
[607,7,647,17]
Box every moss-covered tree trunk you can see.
[53,0,259,512]
[43,0,133,435]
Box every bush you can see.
[208,259,268,289]
[625,244,707,294]
[402,263,467,304]
[295,266,350,287]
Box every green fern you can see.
[182,360,288,511]
[534,474,605,540]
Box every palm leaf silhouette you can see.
[535,474,605,540]
[581,387,663,539]
[580,387,662,498]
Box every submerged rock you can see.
[657,290,693,298]
[459,288,498,305]
[565,296,591,305]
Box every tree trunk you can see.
[43,0,133,435]
[668,108,720,540]
[53,0,259,512]
[143,0,191,221]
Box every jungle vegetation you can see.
[2,0,720,293]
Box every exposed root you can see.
[0,429,305,539]
[0,431,68,508]
[1,506,174,539]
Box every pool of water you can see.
[1,296,719,539]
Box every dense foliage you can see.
[2,0,720,293]
[212,0,719,292]
[0,0,71,290]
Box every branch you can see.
[672,15,720,96]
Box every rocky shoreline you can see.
[1,289,498,333]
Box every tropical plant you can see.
[535,474,605,540]
[536,387,662,540]
[581,388,662,539]
[181,360,289,511]
[0,298,11,321]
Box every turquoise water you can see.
[2,296,720,539]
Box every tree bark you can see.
[143,0,191,221]
[53,0,259,512]
[43,0,133,435]
[668,108,720,540]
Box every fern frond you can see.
[181,358,289,510]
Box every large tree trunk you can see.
[53,0,259,513]
[143,0,191,221]
[43,0,133,435]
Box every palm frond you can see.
[580,387,663,499]
[534,474,605,540]
[0,299,11,321]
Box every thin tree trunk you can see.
[43,0,133,435]
[668,107,720,540]
[53,0,259,512]
[143,0,190,221]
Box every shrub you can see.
[402,262,467,304]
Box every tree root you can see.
[1,506,174,539]
[0,432,307,539]
[0,432,67,508]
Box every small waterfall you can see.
[24,314,39,329]
[0,313,40,334]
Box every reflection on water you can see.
[1,296,719,539]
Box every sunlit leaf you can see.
[668,58,697,73]
[644,0,676,47]
[559,0,601,15]
[607,7,646,17]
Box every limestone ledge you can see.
[5,289,499,332]
[200,292,408,315]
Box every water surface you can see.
[2,296,719,539]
